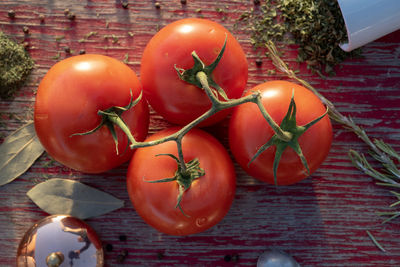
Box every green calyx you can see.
[145,153,205,217]
[174,35,229,101]
[71,90,141,154]
[249,90,328,185]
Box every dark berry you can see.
[105,243,113,252]
[67,12,76,20]
[39,14,45,23]
[119,234,127,241]
[224,254,232,262]
[256,58,263,67]
[8,10,15,19]
[22,26,29,34]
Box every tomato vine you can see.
[127,37,329,188]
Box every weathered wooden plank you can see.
[1,0,400,266]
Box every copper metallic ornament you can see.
[17,215,104,267]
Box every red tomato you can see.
[126,127,236,236]
[229,80,332,185]
[34,54,149,173]
[140,18,248,126]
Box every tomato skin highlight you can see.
[126,127,236,236]
[229,80,332,185]
[140,18,248,126]
[34,54,149,173]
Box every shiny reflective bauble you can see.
[17,215,104,267]
[257,250,300,267]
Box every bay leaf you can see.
[0,121,44,186]
[27,178,124,219]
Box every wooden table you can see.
[1,1,400,266]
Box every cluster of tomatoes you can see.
[33,18,332,236]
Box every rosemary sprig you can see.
[266,41,400,223]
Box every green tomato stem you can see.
[253,94,292,142]
[196,71,292,142]
[195,71,221,107]
[107,112,138,147]
[175,137,188,175]
[130,71,292,151]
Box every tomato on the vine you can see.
[140,18,248,126]
[229,80,332,185]
[126,127,236,236]
[34,54,149,173]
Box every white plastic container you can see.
[338,0,400,52]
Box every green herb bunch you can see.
[0,31,34,99]
[237,0,362,76]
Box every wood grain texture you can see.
[1,0,400,266]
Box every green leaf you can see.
[0,122,44,186]
[27,178,124,219]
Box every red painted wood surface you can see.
[1,1,400,266]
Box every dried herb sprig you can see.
[349,146,400,224]
[237,0,362,76]
[366,230,386,252]
[0,32,35,99]
[266,41,400,223]
[78,31,98,43]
